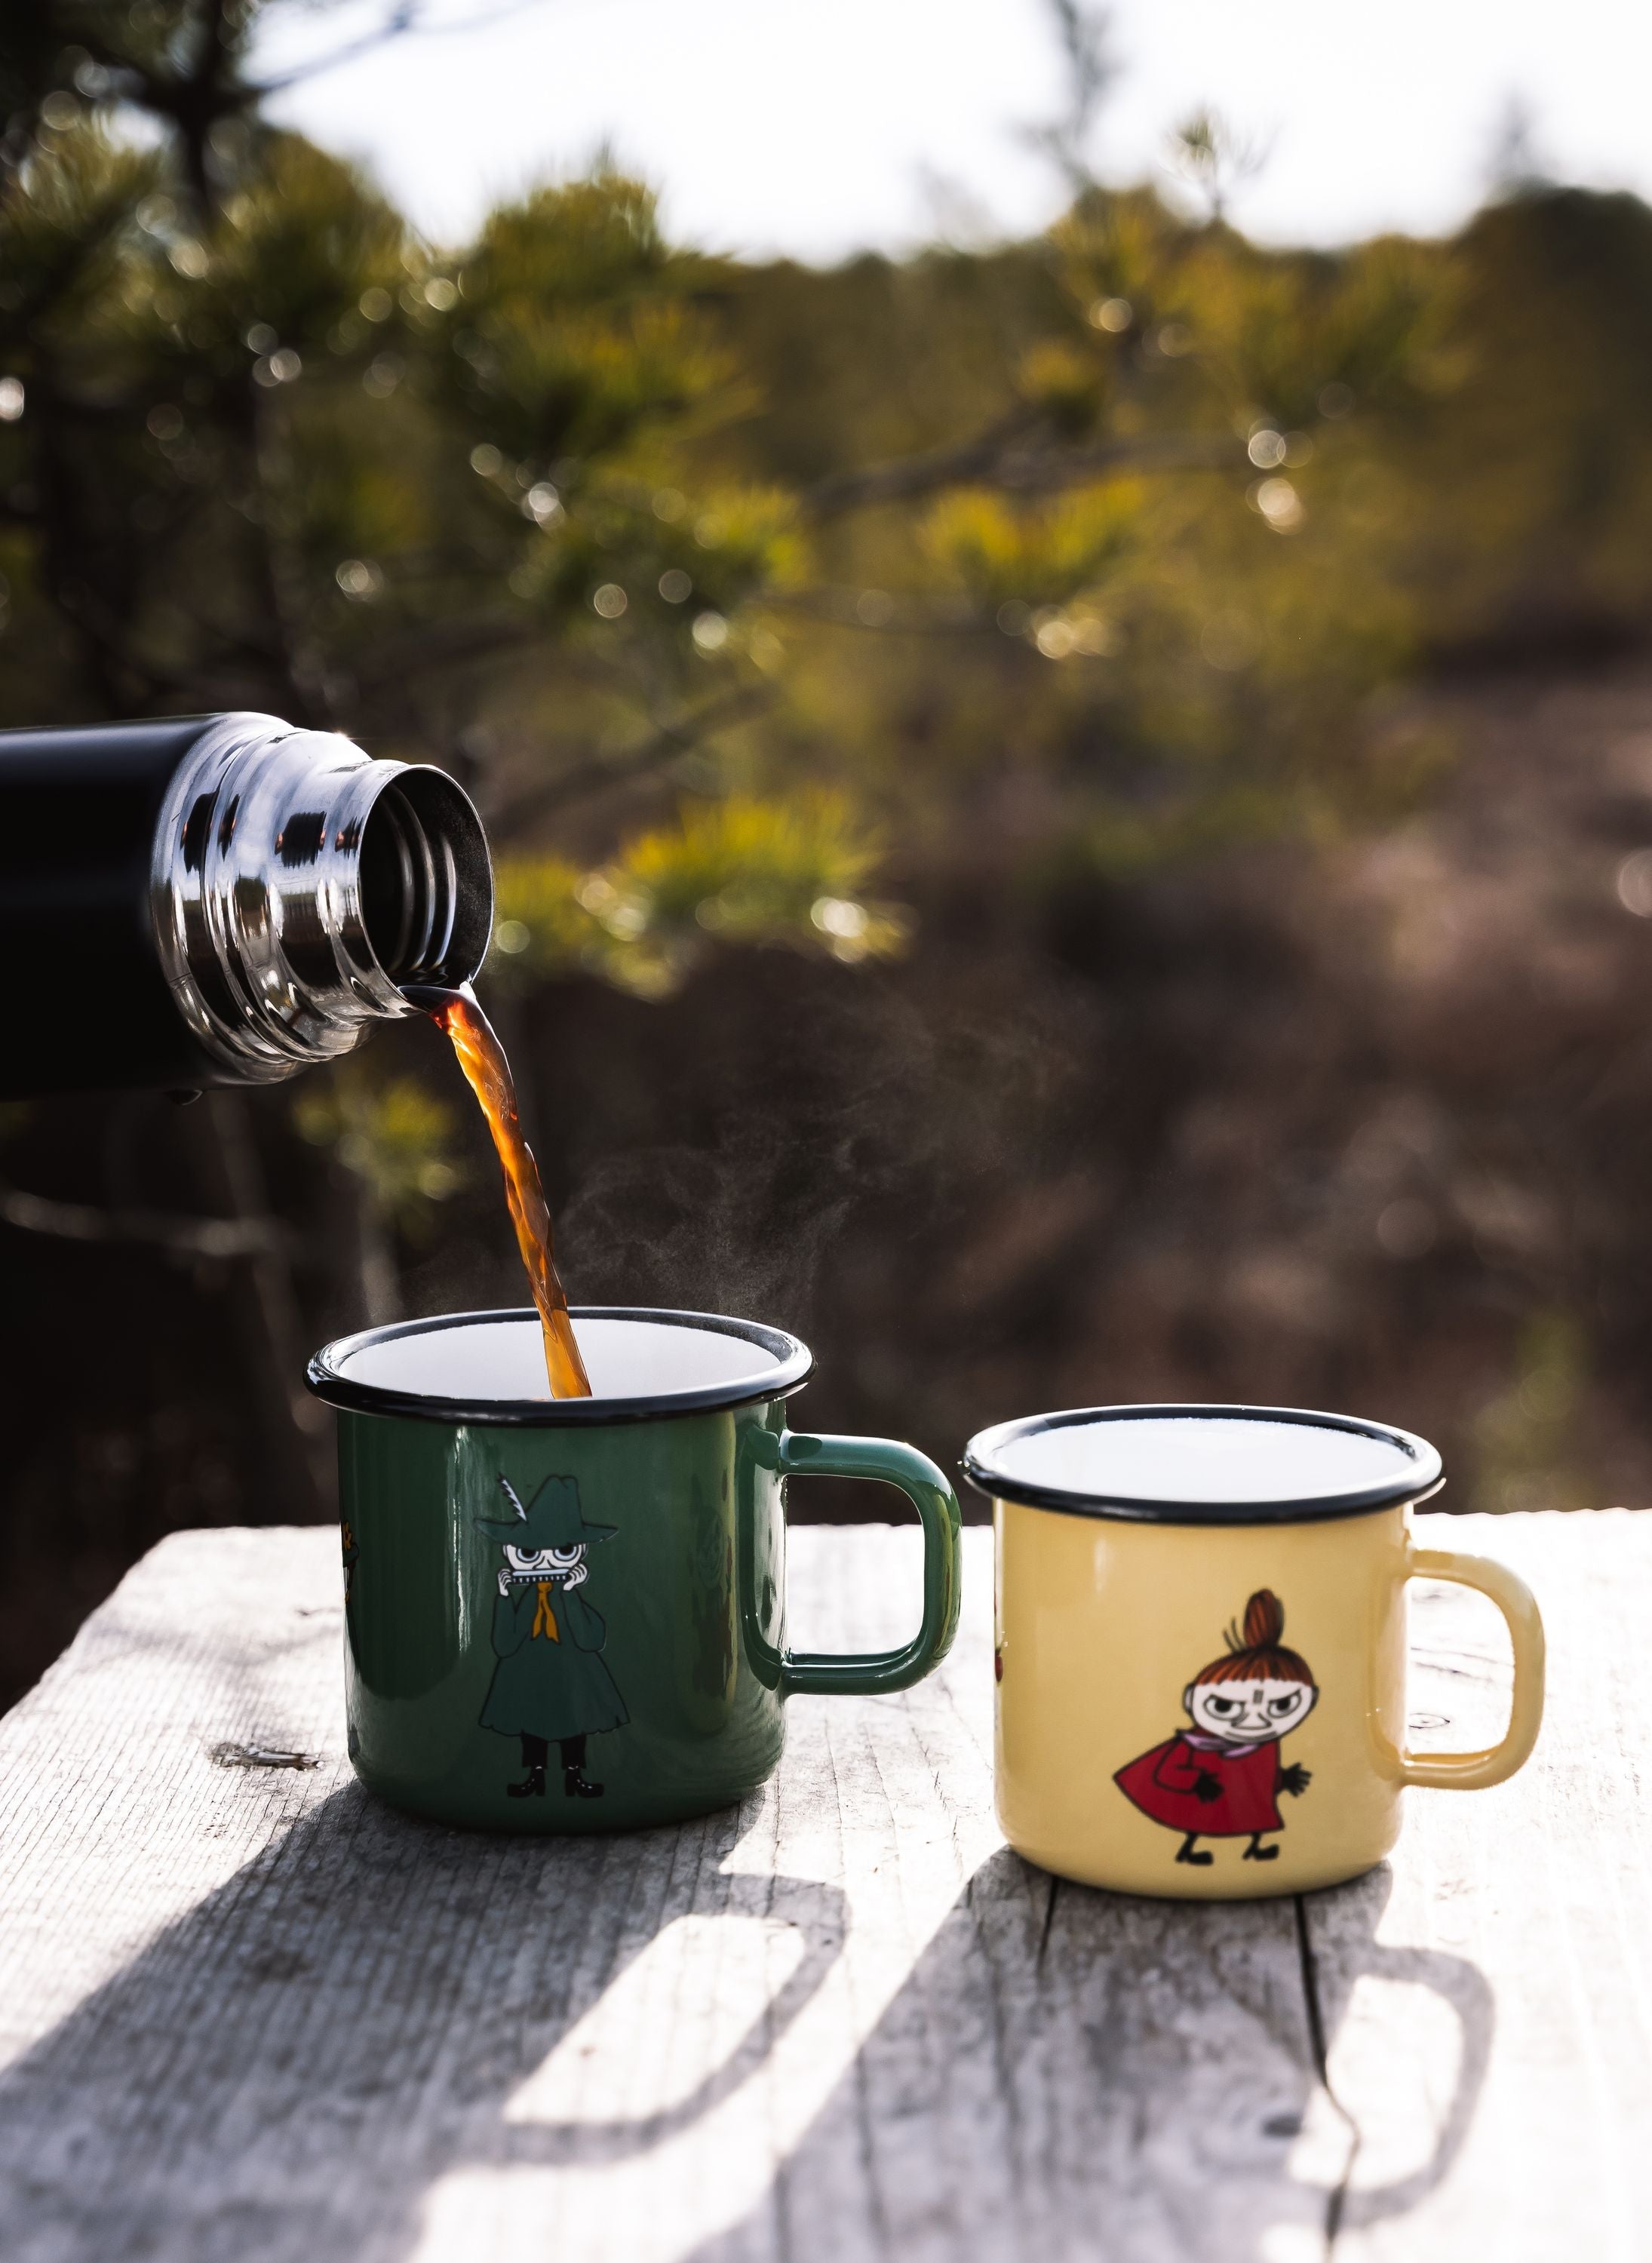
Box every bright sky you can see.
[260,0,1650,259]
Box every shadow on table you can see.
[0,1777,848,2261]
[0,1789,1491,2263]
[683,1850,1493,2263]
[1304,1862,1494,2243]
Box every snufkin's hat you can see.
[477,1474,617,1551]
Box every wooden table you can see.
[0,1512,1642,2262]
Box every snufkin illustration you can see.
[477,1474,629,1801]
[1113,1589,1318,1867]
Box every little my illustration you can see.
[1113,1589,1318,1866]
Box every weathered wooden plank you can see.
[0,1512,1630,2262]
[1304,1511,1652,2263]
[0,1524,1311,2262]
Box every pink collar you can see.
[1181,1730,1271,1757]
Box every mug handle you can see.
[1399,1543,1546,1789]
[751,1429,962,1698]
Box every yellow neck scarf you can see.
[530,1580,560,1641]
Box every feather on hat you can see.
[477,1473,616,1549]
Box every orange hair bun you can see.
[1242,1589,1286,1650]
[1192,1588,1316,1689]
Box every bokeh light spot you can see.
[1253,477,1305,532]
[335,558,384,601]
[1200,613,1256,670]
[1616,848,1652,916]
[1376,1198,1439,1260]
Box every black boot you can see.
[560,1733,604,1799]
[508,1733,549,1798]
[1242,1833,1279,1861]
[1175,1832,1213,1866]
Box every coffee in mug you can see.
[309,1307,962,1832]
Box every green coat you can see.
[479,1577,629,1742]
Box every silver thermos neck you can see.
[0,711,494,1097]
[152,712,492,1081]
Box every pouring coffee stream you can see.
[0,712,588,1395]
[401,983,592,1399]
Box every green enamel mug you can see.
[306,1307,962,1832]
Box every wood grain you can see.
[0,1513,1641,2261]
[1307,1512,1652,2263]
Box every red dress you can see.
[1114,1733,1283,1838]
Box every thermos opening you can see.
[359,769,493,990]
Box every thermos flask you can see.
[0,711,493,1098]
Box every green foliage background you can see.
[8,5,1652,1701]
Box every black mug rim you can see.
[962,1402,1446,1525]
[306,1305,814,1427]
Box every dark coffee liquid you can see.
[407,984,591,1399]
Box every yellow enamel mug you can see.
[963,1405,1546,1899]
